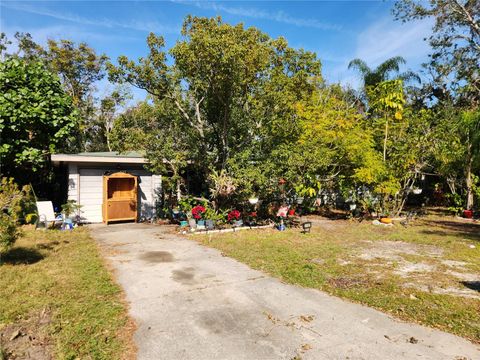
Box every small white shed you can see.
[51,152,161,223]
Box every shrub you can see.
[0,178,27,257]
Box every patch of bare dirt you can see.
[358,240,443,261]
[0,309,52,360]
[442,260,469,267]
[393,262,436,276]
[403,283,480,299]
[301,216,347,231]
[446,270,478,282]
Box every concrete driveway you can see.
[91,223,480,360]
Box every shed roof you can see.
[51,151,147,164]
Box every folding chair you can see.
[36,201,63,230]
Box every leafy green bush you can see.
[446,193,464,215]
[0,178,26,257]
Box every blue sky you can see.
[1,1,433,100]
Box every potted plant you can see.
[228,209,242,227]
[61,200,82,223]
[247,211,257,227]
[191,205,206,225]
[276,205,289,230]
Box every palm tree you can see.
[348,56,420,88]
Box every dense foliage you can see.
[0,178,31,258]
[0,58,77,180]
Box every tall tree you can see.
[0,58,77,182]
[10,33,111,151]
[110,100,190,201]
[394,0,480,104]
[394,0,480,208]
[109,16,322,192]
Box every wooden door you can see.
[103,173,138,224]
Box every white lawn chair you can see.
[36,201,63,230]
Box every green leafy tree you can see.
[367,79,406,161]
[8,33,111,151]
[394,0,480,104]
[111,100,190,201]
[109,16,322,184]
[288,86,383,197]
[433,106,480,209]
[0,58,77,181]
[394,0,480,209]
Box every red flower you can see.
[249,212,257,217]
[288,209,296,216]
[192,205,206,220]
[228,210,241,222]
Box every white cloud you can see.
[2,24,139,49]
[172,0,342,31]
[354,17,432,68]
[325,16,433,88]
[1,2,181,34]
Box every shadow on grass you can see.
[461,281,480,292]
[419,219,480,242]
[1,247,45,265]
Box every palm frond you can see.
[375,56,406,79]
[348,58,371,76]
[399,70,421,84]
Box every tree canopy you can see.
[0,57,77,181]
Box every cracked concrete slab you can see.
[90,223,480,360]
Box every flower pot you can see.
[248,197,259,205]
[296,197,304,205]
[197,220,205,226]
[412,188,422,195]
[234,220,243,227]
[349,204,357,211]
[463,210,473,219]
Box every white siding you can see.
[67,163,78,202]
[79,169,103,223]
[67,166,162,223]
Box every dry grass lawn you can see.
[0,226,134,360]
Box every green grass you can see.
[0,226,134,359]
[197,216,480,343]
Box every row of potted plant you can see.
[192,206,256,225]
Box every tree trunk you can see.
[466,143,474,210]
[176,179,181,202]
[383,117,389,162]
[106,134,112,152]
[396,178,414,216]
